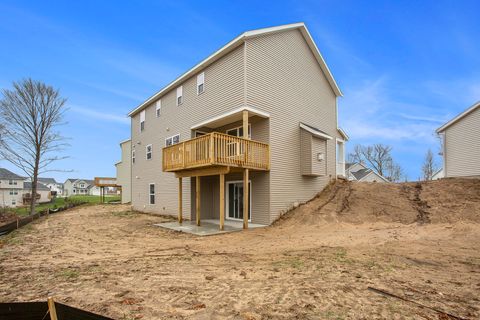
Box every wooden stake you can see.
[243,169,249,229]
[178,177,183,224]
[219,174,225,230]
[196,176,201,226]
[47,297,58,320]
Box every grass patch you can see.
[272,257,304,269]
[56,268,80,280]
[334,248,354,264]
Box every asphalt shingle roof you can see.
[0,168,24,180]
[24,181,50,191]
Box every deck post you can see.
[219,173,225,230]
[242,110,249,139]
[196,176,201,226]
[243,168,249,229]
[47,297,58,320]
[178,177,183,224]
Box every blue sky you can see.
[0,0,479,181]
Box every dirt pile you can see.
[277,178,480,225]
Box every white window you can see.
[140,110,146,132]
[80,183,85,188]
[8,180,17,185]
[9,189,18,195]
[132,146,136,164]
[12,199,16,206]
[165,134,180,147]
[156,100,162,117]
[197,72,205,95]
[149,183,155,204]
[176,86,183,106]
[146,144,152,160]
[226,124,252,139]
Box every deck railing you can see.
[163,132,270,172]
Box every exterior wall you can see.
[89,186,101,196]
[300,129,312,175]
[360,172,386,183]
[311,136,327,176]
[444,107,480,177]
[246,29,338,223]
[116,140,132,203]
[36,189,51,204]
[63,180,90,196]
[130,44,246,218]
[0,188,23,207]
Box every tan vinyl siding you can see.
[311,136,327,176]
[300,129,312,175]
[246,29,337,223]
[444,106,480,177]
[131,44,246,218]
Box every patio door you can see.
[227,181,251,221]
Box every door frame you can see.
[225,180,252,222]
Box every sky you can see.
[0,0,479,182]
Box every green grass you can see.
[10,195,120,216]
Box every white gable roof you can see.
[128,22,342,117]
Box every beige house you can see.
[115,139,132,203]
[0,168,51,208]
[127,23,347,229]
[345,162,388,182]
[436,101,480,178]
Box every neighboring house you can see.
[0,168,25,208]
[436,101,480,178]
[115,139,132,204]
[63,179,95,196]
[23,181,51,204]
[37,178,63,196]
[345,162,389,183]
[126,22,347,228]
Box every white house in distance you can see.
[345,162,389,182]
[37,178,63,196]
[436,101,480,178]
[63,179,100,196]
[0,168,51,207]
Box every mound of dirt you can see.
[276,178,480,225]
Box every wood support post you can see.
[196,176,201,226]
[243,168,249,229]
[47,297,58,320]
[242,110,249,139]
[178,178,183,224]
[219,173,225,230]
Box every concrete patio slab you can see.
[154,219,266,236]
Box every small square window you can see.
[146,144,152,160]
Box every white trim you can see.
[226,124,252,138]
[119,138,131,145]
[146,144,152,160]
[337,127,349,141]
[299,123,333,140]
[225,180,252,222]
[128,22,342,117]
[359,170,390,183]
[148,183,155,205]
[436,101,480,133]
[165,134,181,147]
[195,130,208,137]
[190,106,270,130]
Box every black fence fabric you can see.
[0,302,114,320]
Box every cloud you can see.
[70,106,129,125]
[398,114,447,123]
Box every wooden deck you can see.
[162,132,270,172]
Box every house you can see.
[23,181,51,204]
[0,168,25,207]
[125,22,347,229]
[115,139,132,203]
[37,178,63,196]
[0,168,51,207]
[345,162,389,182]
[436,101,480,178]
[431,168,444,180]
[63,179,96,196]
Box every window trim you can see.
[140,110,146,132]
[197,72,205,95]
[176,86,183,106]
[156,100,162,118]
[226,124,252,139]
[146,144,152,160]
[149,183,155,205]
[165,134,180,147]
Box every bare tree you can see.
[421,149,438,181]
[347,143,404,182]
[0,79,68,214]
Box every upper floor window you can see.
[227,124,251,139]
[149,183,155,204]
[146,144,152,160]
[80,183,85,188]
[197,72,205,95]
[9,189,18,195]
[176,86,183,106]
[156,100,161,117]
[8,180,17,185]
[165,134,180,147]
[140,110,146,132]
[132,146,136,164]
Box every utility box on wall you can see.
[300,123,329,176]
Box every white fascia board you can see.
[190,106,270,130]
[337,127,349,141]
[299,123,333,140]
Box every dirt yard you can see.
[0,179,479,319]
